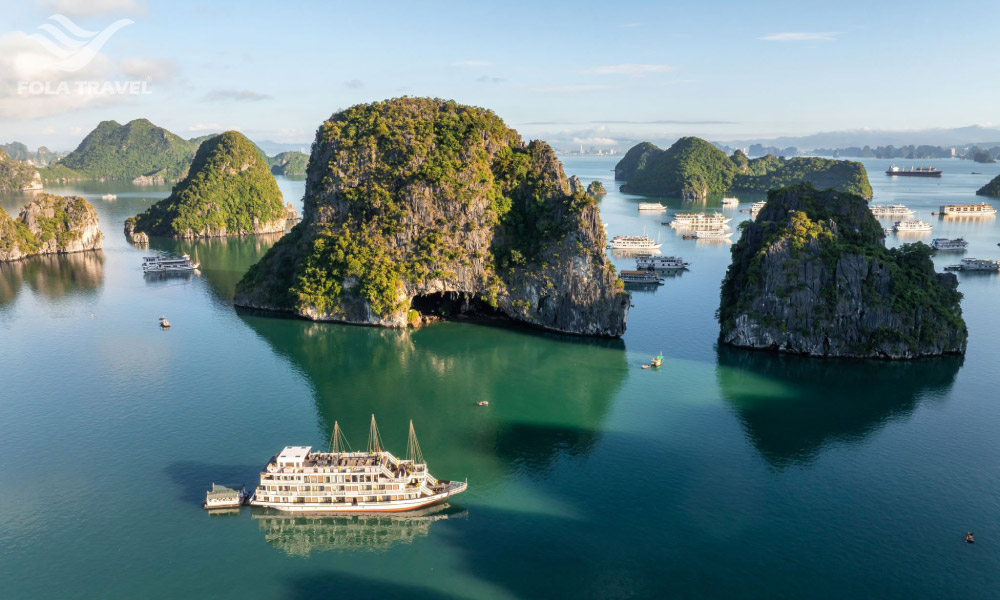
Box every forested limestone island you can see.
[975,174,1000,197]
[0,194,103,262]
[39,118,311,184]
[615,137,873,201]
[718,184,966,359]
[586,180,607,199]
[234,97,629,337]
[0,149,43,192]
[124,131,294,240]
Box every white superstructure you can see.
[638,202,666,211]
[940,202,997,216]
[608,235,662,250]
[619,269,664,285]
[930,238,969,251]
[946,258,1000,272]
[893,220,932,232]
[870,204,914,218]
[635,254,689,271]
[669,212,731,229]
[721,197,739,207]
[250,418,467,513]
[142,254,199,273]
[695,230,734,239]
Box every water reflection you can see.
[146,233,284,304]
[0,251,104,306]
[239,316,627,479]
[253,504,466,556]
[716,346,963,467]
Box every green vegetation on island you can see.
[0,194,103,261]
[617,137,873,200]
[0,149,42,192]
[718,184,966,358]
[975,173,1000,197]
[40,119,198,182]
[586,180,606,199]
[235,97,628,336]
[268,151,309,176]
[125,131,287,238]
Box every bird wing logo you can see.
[28,14,134,72]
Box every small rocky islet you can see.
[0,149,43,192]
[125,130,297,241]
[717,184,966,359]
[234,97,630,337]
[0,193,103,262]
[615,137,873,201]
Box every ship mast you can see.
[328,421,351,454]
[406,420,425,465]
[366,414,384,455]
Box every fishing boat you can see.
[620,269,664,285]
[721,197,739,207]
[635,254,689,271]
[159,316,171,328]
[945,258,1000,272]
[939,202,997,216]
[249,417,467,513]
[650,353,663,367]
[638,202,666,212]
[142,254,199,273]
[204,483,247,509]
[476,400,489,407]
[694,229,734,239]
[869,204,914,218]
[893,220,932,233]
[885,165,942,177]
[930,238,969,251]
[608,234,661,250]
[101,193,117,200]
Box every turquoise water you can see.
[1,160,999,598]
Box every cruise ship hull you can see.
[249,481,467,513]
[885,171,941,177]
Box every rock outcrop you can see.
[718,184,966,358]
[235,97,629,337]
[124,131,287,238]
[0,194,103,261]
[975,174,1000,197]
[586,180,607,199]
[616,138,873,200]
[0,149,43,191]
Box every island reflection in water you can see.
[252,504,466,557]
[238,314,628,481]
[0,251,104,306]
[716,345,963,467]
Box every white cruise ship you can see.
[893,220,932,232]
[939,202,997,216]
[870,204,914,218]
[668,212,731,229]
[695,229,734,240]
[638,202,666,211]
[142,254,199,273]
[930,238,968,251]
[620,269,664,285]
[250,418,467,513]
[635,254,688,271]
[750,201,767,215]
[608,235,662,250]
[721,197,739,207]
[945,258,1000,272]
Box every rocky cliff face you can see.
[235,97,629,337]
[718,184,966,358]
[0,149,43,192]
[125,131,287,238]
[0,194,103,261]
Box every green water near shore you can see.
[1,161,999,598]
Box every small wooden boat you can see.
[640,365,650,370]
[159,316,171,328]
[204,483,247,509]
[650,354,664,368]
[682,234,695,240]
[476,400,489,406]
[966,532,975,544]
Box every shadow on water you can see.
[716,345,964,467]
[146,233,285,305]
[0,251,104,306]
[252,504,467,557]
[237,314,628,480]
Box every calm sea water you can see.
[1,159,999,599]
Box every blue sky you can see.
[2,0,998,151]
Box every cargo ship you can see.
[885,165,942,177]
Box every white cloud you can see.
[119,57,176,82]
[187,123,222,132]
[530,84,611,93]
[202,88,271,102]
[39,0,144,16]
[452,60,491,67]
[759,32,839,41]
[344,79,363,89]
[571,136,617,146]
[584,63,676,77]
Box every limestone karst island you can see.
[5,2,1000,598]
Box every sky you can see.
[2,0,999,151]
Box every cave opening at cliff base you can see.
[409,291,507,322]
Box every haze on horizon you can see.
[2,0,997,152]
